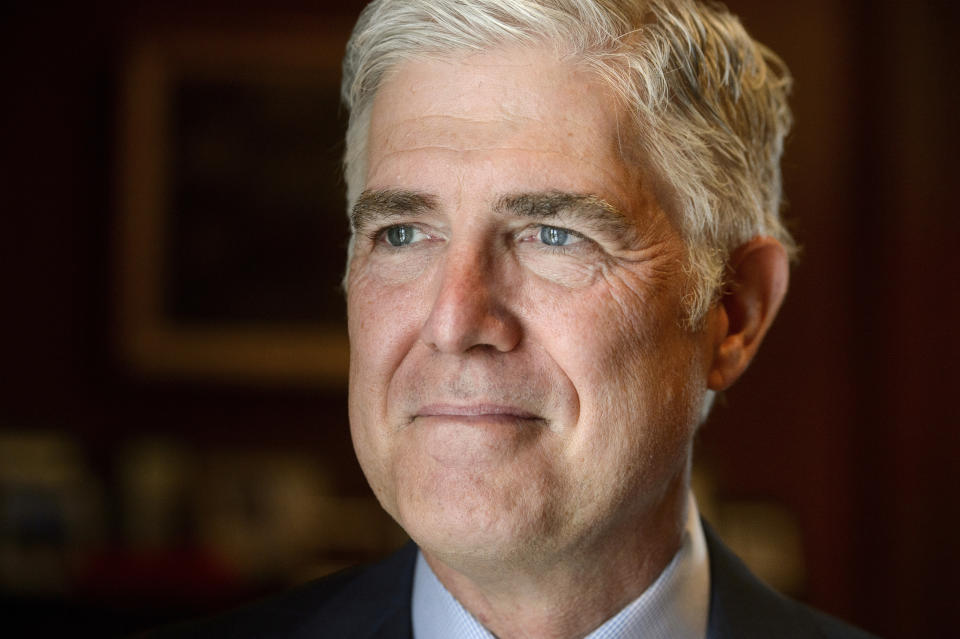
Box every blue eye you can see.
[540,226,571,246]
[385,225,415,247]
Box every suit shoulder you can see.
[799,602,881,639]
[143,543,418,639]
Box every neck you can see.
[423,479,690,639]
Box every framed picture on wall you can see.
[116,27,353,384]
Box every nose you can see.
[420,243,522,354]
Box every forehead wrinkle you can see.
[384,114,542,128]
[374,113,545,156]
[368,146,633,195]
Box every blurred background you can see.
[1,1,957,636]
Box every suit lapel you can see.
[346,542,416,639]
[368,603,414,639]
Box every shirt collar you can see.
[412,492,710,639]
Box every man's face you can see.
[346,47,716,569]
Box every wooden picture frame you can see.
[116,27,353,384]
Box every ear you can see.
[707,237,790,391]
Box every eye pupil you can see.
[540,226,569,246]
[386,226,411,246]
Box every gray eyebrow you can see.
[350,189,439,233]
[495,191,633,237]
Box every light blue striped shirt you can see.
[411,493,710,639]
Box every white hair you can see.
[340,0,795,325]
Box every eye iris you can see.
[386,226,411,246]
[540,226,568,246]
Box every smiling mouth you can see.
[414,403,545,426]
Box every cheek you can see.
[535,266,703,444]
[525,268,669,382]
[347,266,426,378]
[347,271,424,518]
[346,269,425,466]
[359,242,443,285]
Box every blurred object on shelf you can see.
[120,437,197,549]
[715,501,806,596]
[0,432,104,595]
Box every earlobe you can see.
[707,237,789,391]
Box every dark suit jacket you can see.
[151,523,878,638]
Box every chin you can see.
[393,475,564,568]
[407,519,543,572]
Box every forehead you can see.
[365,47,640,205]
